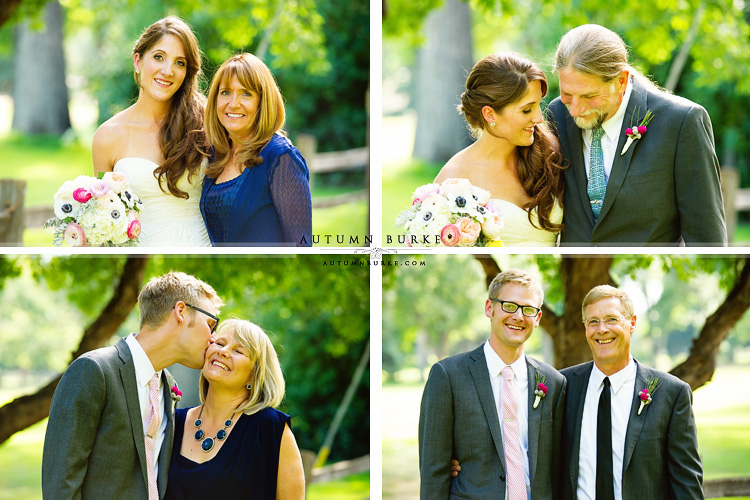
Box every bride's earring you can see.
[135,68,140,74]
[246,384,252,391]
[490,122,496,127]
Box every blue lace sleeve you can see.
[268,148,312,246]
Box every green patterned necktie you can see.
[587,127,606,219]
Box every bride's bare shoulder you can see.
[92,107,137,172]
[434,149,472,184]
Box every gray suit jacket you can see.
[548,77,727,246]
[42,338,175,500]
[560,360,703,500]
[419,345,566,499]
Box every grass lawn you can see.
[0,417,368,500]
[382,366,750,500]
[0,135,369,247]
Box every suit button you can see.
[500,475,505,481]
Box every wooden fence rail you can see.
[704,477,750,497]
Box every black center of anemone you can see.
[456,196,466,208]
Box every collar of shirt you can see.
[483,340,528,383]
[583,77,633,179]
[125,333,162,390]
[590,356,636,394]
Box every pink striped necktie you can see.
[501,366,527,500]
[145,373,161,500]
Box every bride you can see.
[435,52,565,246]
[93,16,211,247]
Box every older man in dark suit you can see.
[547,24,726,246]
[42,272,223,500]
[419,269,566,500]
[560,285,703,500]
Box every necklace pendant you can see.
[201,437,215,452]
[217,429,227,440]
[194,429,204,441]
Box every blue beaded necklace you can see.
[193,404,235,452]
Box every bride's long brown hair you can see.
[133,16,207,199]
[459,52,565,232]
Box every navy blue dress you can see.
[165,407,291,500]
[200,134,312,246]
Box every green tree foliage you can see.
[2,254,369,462]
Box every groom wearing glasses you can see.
[419,269,566,500]
[42,272,223,500]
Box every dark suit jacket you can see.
[42,338,175,500]
[560,360,703,500]
[419,345,566,499]
[547,77,727,246]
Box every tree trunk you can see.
[0,0,23,29]
[546,256,615,369]
[671,258,750,390]
[12,0,71,135]
[412,0,473,164]
[0,257,148,445]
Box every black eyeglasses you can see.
[185,303,220,333]
[490,298,541,317]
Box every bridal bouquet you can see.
[44,172,143,247]
[394,178,503,247]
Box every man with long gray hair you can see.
[547,24,726,246]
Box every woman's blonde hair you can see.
[204,53,285,178]
[199,319,285,415]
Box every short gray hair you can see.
[582,284,634,322]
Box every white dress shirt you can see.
[582,79,633,181]
[576,358,636,500]
[484,341,531,499]
[125,333,167,476]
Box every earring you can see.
[136,68,140,74]
[490,122,496,127]
[246,384,252,391]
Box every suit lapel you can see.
[568,362,593,490]
[526,357,541,484]
[565,112,596,227]
[468,347,506,477]
[622,361,650,474]
[597,78,648,224]
[116,338,150,489]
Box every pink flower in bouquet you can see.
[412,183,440,204]
[73,188,92,203]
[456,217,480,245]
[63,222,87,247]
[127,219,142,239]
[102,171,128,194]
[440,224,461,247]
[89,180,111,198]
[485,199,504,216]
[482,212,504,240]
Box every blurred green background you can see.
[0,254,370,499]
[0,0,369,246]
[382,253,750,499]
[382,0,750,244]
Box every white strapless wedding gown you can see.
[114,158,211,247]
[491,199,563,247]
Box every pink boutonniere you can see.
[637,376,662,415]
[171,385,183,402]
[620,107,655,156]
[533,373,548,409]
